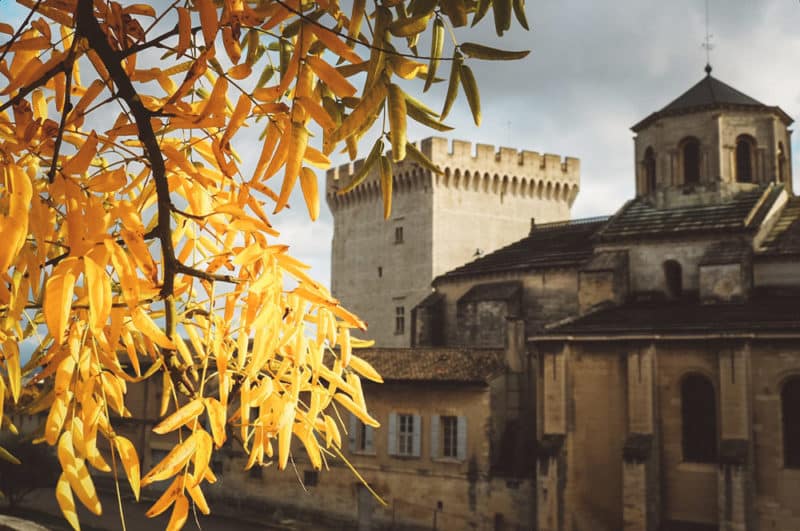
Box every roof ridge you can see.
[532,215,609,231]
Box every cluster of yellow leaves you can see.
[0,0,527,528]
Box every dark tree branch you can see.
[75,0,177,301]
[0,60,68,115]
[176,263,239,284]
[47,45,76,184]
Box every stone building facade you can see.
[415,70,800,531]
[327,137,580,347]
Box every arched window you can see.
[782,377,800,468]
[681,137,701,185]
[663,260,683,298]
[681,373,718,463]
[736,135,755,183]
[643,147,656,193]
[778,142,787,184]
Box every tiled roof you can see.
[760,196,800,256]
[459,281,521,303]
[540,296,800,336]
[632,74,792,131]
[356,348,505,384]
[596,186,781,241]
[699,239,750,265]
[435,217,608,283]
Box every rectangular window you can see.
[303,470,319,486]
[395,306,405,335]
[442,416,458,458]
[398,414,414,456]
[394,226,404,243]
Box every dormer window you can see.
[643,147,656,193]
[735,135,755,183]
[680,137,701,185]
[663,260,683,298]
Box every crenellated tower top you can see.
[327,137,580,211]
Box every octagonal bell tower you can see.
[631,66,793,209]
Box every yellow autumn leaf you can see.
[61,130,99,175]
[56,473,80,531]
[44,257,80,344]
[153,398,205,435]
[167,494,189,531]
[299,167,319,221]
[204,397,227,448]
[145,475,182,517]
[142,431,200,486]
[131,307,176,350]
[111,436,141,501]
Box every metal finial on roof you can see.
[702,0,714,75]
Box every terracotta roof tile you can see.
[356,348,505,384]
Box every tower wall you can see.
[327,137,580,347]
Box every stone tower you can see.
[631,68,794,208]
[326,136,580,347]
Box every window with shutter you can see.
[350,414,376,455]
[442,416,458,458]
[430,415,440,459]
[390,413,419,458]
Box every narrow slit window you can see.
[782,377,800,468]
[395,226,404,244]
[643,147,656,193]
[663,260,683,298]
[395,306,405,335]
[736,135,755,183]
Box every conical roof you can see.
[632,70,792,132]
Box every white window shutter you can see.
[430,415,440,459]
[457,415,468,461]
[348,414,357,452]
[388,413,398,455]
[412,414,422,457]
[365,426,374,453]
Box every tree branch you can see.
[75,0,177,300]
[47,46,76,184]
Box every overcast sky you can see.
[5,0,800,288]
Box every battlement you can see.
[326,137,581,211]
[420,137,580,183]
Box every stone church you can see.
[321,67,800,531]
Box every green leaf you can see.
[460,42,530,61]
[459,64,481,126]
[337,139,384,194]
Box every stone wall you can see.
[326,137,580,348]
[215,380,534,530]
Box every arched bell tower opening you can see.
[680,137,701,186]
[643,146,656,194]
[735,135,756,183]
